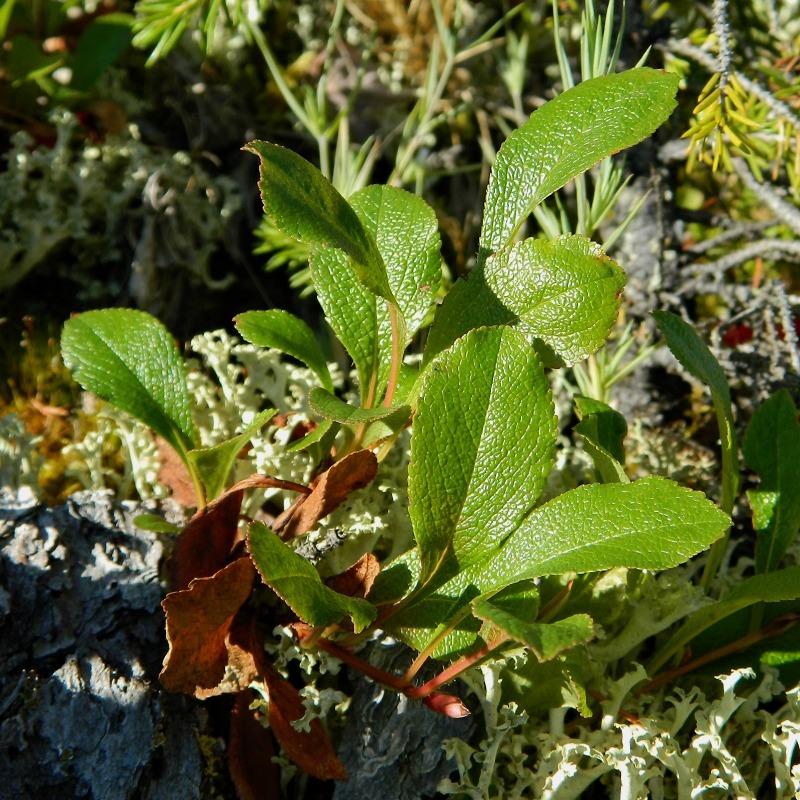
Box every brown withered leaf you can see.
[170,486,246,592]
[262,662,348,781]
[170,473,311,591]
[193,610,270,701]
[276,449,377,539]
[160,557,256,695]
[222,617,348,782]
[194,614,262,701]
[156,435,197,507]
[326,553,380,599]
[228,692,280,800]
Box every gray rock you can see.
[334,641,473,800]
[0,489,206,800]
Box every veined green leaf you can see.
[311,245,379,395]
[381,477,728,657]
[247,521,376,633]
[648,565,800,675]
[286,418,336,453]
[360,406,413,449]
[488,476,730,580]
[62,309,196,458]
[188,409,277,501]
[235,310,333,391]
[311,185,439,397]
[411,326,557,585]
[353,185,441,338]
[425,235,625,368]
[479,68,680,259]
[743,390,800,574]
[473,600,595,662]
[244,141,393,301]
[308,387,409,427]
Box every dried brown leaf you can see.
[169,486,246,591]
[262,662,348,781]
[277,450,377,538]
[170,473,310,591]
[326,553,380,599]
[160,557,256,695]
[156,435,197,507]
[228,692,280,800]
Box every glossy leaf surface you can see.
[62,309,196,457]
[312,185,439,396]
[425,235,625,368]
[235,310,333,391]
[479,68,680,259]
[244,141,392,301]
[410,326,557,585]
[247,521,376,633]
[309,387,409,426]
[379,477,729,657]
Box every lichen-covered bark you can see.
[0,489,206,800]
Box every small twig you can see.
[732,158,800,237]
[640,612,800,694]
[691,238,800,274]
[684,219,777,255]
[712,0,733,108]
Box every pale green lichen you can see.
[0,110,240,312]
[442,664,800,799]
[0,414,41,490]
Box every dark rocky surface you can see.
[334,642,473,800]
[0,489,206,800]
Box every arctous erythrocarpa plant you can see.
[61,67,734,786]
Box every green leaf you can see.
[311,185,439,396]
[247,521,376,633]
[425,235,625,368]
[187,409,277,501]
[62,309,196,457]
[574,397,629,484]
[488,476,730,580]
[473,599,595,661]
[743,390,800,574]
[310,245,379,395]
[286,418,336,453]
[308,387,409,427]
[647,565,800,675]
[235,310,333,391]
[653,310,738,514]
[0,0,18,42]
[410,326,557,585]
[70,13,133,91]
[379,477,728,658]
[360,406,413,449]
[479,68,680,259]
[352,185,441,338]
[243,141,393,301]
